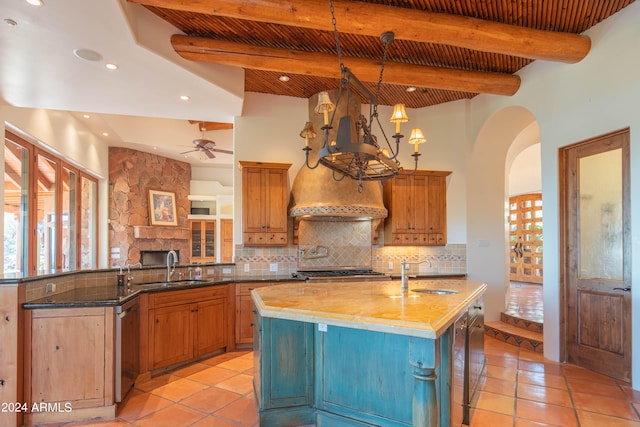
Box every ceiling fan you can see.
[180,121,234,159]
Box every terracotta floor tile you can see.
[515,418,560,427]
[577,410,640,427]
[181,386,244,413]
[486,364,518,382]
[621,385,640,404]
[135,373,181,393]
[571,391,639,420]
[216,356,253,373]
[201,352,244,366]
[214,373,255,395]
[567,378,628,399]
[517,382,572,407]
[187,366,239,386]
[150,377,210,402]
[116,392,174,421]
[480,376,516,397]
[468,407,514,426]
[518,370,567,390]
[170,362,211,378]
[135,403,206,427]
[472,390,515,415]
[519,360,563,376]
[564,364,619,385]
[190,415,246,427]
[486,354,519,369]
[516,399,579,427]
[65,421,131,426]
[214,396,259,426]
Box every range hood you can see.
[289,165,387,220]
[289,90,388,221]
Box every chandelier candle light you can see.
[298,0,426,191]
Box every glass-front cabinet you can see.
[190,220,216,263]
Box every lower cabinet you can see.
[24,307,116,425]
[148,285,230,371]
[235,282,272,347]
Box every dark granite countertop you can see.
[388,273,467,280]
[23,275,305,309]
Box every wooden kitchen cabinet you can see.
[147,285,230,371]
[236,282,272,346]
[24,307,115,425]
[383,170,451,246]
[240,161,291,246]
[190,219,216,263]
[220,218,234,263]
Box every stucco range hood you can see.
[288,165,388,220]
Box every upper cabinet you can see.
[240,161,291,246]
[383,170,452,246]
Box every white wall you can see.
[466,0,640,388]
[509,144,541,196]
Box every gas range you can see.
[295,269,391,282]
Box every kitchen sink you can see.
[411,289,458,295]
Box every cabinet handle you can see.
[250,323,255,327]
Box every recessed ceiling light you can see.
[180,95,190,101]
[105,63,118,70]
[73,48,102,62]
[83,114,90,119]
[102,132,109,137]
[279,75,290,82]
[25,0,44,6]
[406,86,417,93]
[4,19,18,27]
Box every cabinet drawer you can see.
[237,282,272,296]
[150,285,228,308]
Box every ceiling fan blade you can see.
[203,149,216,159]
[179,149,198,155]
[211,148,234,154]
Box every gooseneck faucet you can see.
[166,250,177,282]
[400,258,432,291]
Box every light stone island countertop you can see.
[252,279,487,339]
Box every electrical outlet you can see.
[269,263,278,272]
[45,283,56,293]
[244,263,250,272]
[222,268,232,275]
[388,261,394,270]
[207,268,215,275]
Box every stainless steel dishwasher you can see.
[465,297,486,424]
[115,297,140,402]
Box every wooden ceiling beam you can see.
[132,0,590,63]
[172,35,521,96]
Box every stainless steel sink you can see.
[137,279,207,287]
[411,289,458,295]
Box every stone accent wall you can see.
[109,147,191,267]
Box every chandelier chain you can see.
[328,0,345,72]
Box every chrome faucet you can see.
[126,262,142,285]
[166,250,177,282]
[400,258,432,291]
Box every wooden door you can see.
[561,129,631,382]
[509,194,543,284]
[194,298,227,357]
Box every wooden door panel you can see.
[412,174,428,233]
[562,128,631,382]
[265,168,287,232]
[243,168,264,233]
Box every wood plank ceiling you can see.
[130,0,635,108]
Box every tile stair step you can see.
[485,320,544,353]
[500,312,544,334]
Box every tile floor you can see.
[50,335,640,427]
[504,282,544,324]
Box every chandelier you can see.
[299,0,426,191]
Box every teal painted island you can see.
[251,279,486,427]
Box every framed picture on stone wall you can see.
[148,190,178,226]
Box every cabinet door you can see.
[243,167,266,233]
[237,294,256,345]
[411,174,429,233]
[203,220,216,259]
[265,168,288,233]
[427,175,446,235]
[190,221,202,259]
[194,298,228,357]
[149,304,193,370]
[221,219,233,263]
[390,174,412,233]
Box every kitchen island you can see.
[252,279,486,427]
